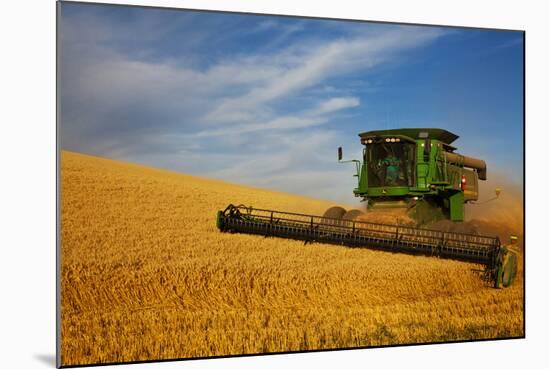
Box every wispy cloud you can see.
[312,96,360,115]
[60,4,446,203]
[203,27,443,125]
[192,96,360,138]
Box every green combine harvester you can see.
[334,128,487,223]
[217,128,518,288]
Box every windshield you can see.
[365,142,415,187]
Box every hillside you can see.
[60,150,524,366]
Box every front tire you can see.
[501,251,518,287]
[322,206,347,226]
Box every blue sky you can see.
[60,3,524,204]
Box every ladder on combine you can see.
[216,204,517,288]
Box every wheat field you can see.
[60,150,524,366]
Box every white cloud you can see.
[312,96,361,115]
[60,9,446,203]
[202,27,443,125]
[191,95,359,138]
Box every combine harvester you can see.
[217,128,518,288]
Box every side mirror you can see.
[338,147,343,161]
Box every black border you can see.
[56,1,62,367]
[522,28,526,348]
[56,1,526,367]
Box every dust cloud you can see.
[465,174,524,243]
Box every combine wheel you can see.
[495,249,518,288]
[342,209,365,221]
[501,251,518,288]
[322,206,347,226]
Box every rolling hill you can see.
[60,150,523,366]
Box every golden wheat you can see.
[60,150,524,366]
